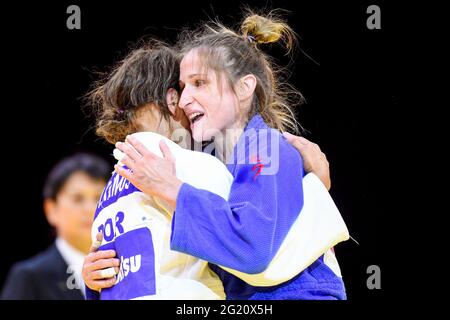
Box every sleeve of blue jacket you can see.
[171,135,304,274]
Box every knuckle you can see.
[93,260,104,269]
[93,251,103,259]
[101,259,110,268]
[293,141,302,149]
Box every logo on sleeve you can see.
[250,155,264,180]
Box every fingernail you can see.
[100,267,117,278]
[92,240,102,248]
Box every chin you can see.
[192,130,205,142]
[196,127,218,142]
[190,122,205,142]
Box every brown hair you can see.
[85,41,180,144]
[177,10,304,133]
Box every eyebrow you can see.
[179,73,208,87]
[188,73,208,79]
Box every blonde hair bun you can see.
[241,13,295,51]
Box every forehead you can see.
[179,49,225,85]
[60,171,105,192]
[180,49,203,73]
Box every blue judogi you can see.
[171,114,346,300]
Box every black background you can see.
[0,0,399,302]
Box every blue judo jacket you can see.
[171,114,347,300]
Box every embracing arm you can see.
[115,135,304,274]
[171,147,304,274]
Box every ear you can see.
[237,74,257,101]
[166,88,180,116]
[43,198,58,228]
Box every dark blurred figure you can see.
[1,153,110,300]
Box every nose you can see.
[179,86,193,110]
[83,198,97,217]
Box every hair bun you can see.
[241,13,295,50]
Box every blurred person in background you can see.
[1,153,110,300]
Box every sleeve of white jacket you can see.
[218,173,350,287]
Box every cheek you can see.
[59,203,84,226]
[211,109,230,128]
[180,113,190,131]
[214,95,238,125]
[199,94,224,120]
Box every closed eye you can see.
[195,79,206,87]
